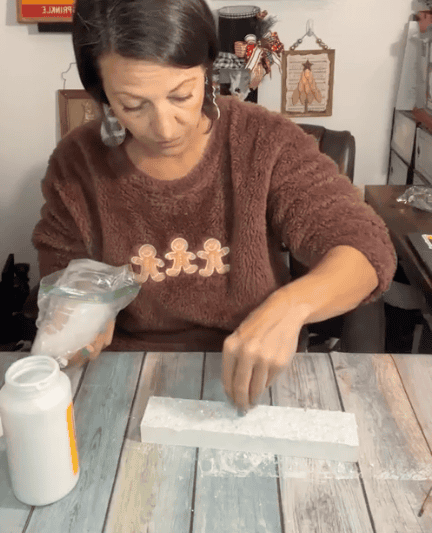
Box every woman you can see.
[32,0,397,413]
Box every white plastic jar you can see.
[0,355,80,506]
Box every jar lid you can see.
[5,355,60,394]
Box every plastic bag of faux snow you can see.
[397,186,432,213]
[30,259,141,368]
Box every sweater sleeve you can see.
[32,150,93,280]
[267,122,397,305]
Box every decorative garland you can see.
[212,10,285,100]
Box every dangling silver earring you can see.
[101,104,126,147]
[206,76,221,121]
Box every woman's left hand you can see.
[222,289,306,413]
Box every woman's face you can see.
[99,53,208,156]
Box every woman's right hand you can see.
[67,319,116,367]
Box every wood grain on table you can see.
[0,350,431,533]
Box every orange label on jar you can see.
[66,402,79,475]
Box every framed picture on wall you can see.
[281,49,335,118]
[58,90,101,139]
[17,0,75,23]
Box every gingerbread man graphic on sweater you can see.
[130,238,230,283]
[130,244,166,283]
[165,238,198,276]
[197,238,230,277]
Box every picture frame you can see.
[17,0,75,24]
[58,90,101,139]
[281,49,335,118]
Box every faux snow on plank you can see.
[140,397,359,463]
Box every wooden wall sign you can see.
[17,0,75,23]
[281,49,335,118]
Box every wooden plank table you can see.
[1,350,432,533]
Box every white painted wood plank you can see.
[331,352,432,532]
[24,352,143,533]
[273,352,374,533]
[104,352,204,533]
[140,396,359,462]
[192,352,283,533]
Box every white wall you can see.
[1,0,414,287]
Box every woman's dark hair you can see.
[72,0,220,133]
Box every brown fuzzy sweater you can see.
[32,95,397,351]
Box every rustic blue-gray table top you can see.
[1,350,431,533]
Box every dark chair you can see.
[289,124,385,353]
[298,124,356,180]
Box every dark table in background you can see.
[365,185,432,316]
